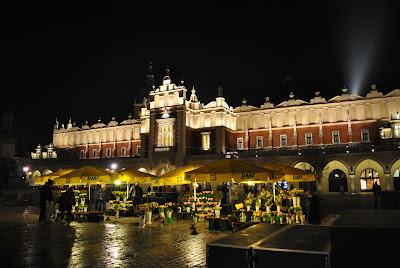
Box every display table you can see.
[207,223,287,268]
[208,218,231,231]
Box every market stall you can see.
[33,169,76,185]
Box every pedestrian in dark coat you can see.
[95,185,110,211]
[63,187,76,221]
[44,179,55,223]
[39,182,48,222]
[134,183,143,205]
[306,190,321,224]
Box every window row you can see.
[236,129,370,149]
[80,146,141,159]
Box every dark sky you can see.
[3,2,399,150]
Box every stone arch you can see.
[42,169,53,175]
[154,163,173,176]
[138,167,149,174]
[320,160,350,193]
[32,170,41,178]
[355,158,385,192]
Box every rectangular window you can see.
[332,131,340,143]
[361,129,369,142]
[93,149,97,158]
[237,138,244,149]
[80,150,85,159]
[121,147,126,157]
[280,135,287,147]
[256,136,263,148]
[306,133,312,145]
[137,146,141,156]
[106,148,111,157]
[201,132,211,151]
[158,124,173,147]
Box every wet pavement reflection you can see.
[0,206,229,267]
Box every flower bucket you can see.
[266,207,271,214]
[246,206,251,211]
[280,216,284,224]
[146,211,152,224]
[292,197,297,207]
[115,210,119,220]
[160,211,165,220]
[255,206,260,212]
[166,211,172,219]
[296,196,301,207]
[301,215,306,225]
[214,209,221,218]
[277,206,281,214]
[138,215,145,228]
[186,207,191,213]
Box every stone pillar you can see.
[349,174,356,194]
[385,173,391,191]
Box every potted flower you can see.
[275,195,283,213]
[290,188,304,207]
[253,211,262,222]
[261,211,269,222]
[254,199,261,212]
[294,206,302,223]
[109,200,125,220]
[264,198,273,213]
[112,191,127,202]
[165,203,174,222]
[183,202,192,212]
[244,198,253,211]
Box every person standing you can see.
[44,179,55,224]
[231,183,240,211]
[63,187,76,221]
[39,182,48,222]
[306,190,321,224]
[134,183,143,206]
[96,185,110,211]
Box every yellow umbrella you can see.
[117,168,153,184]
[185,158,273,183]
[262,162,316,183]
[34,169,76,185]
[55,165,119,185]
[152,164,204,186]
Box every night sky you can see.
[3,2,399,152]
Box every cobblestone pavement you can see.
[0,193,374,268]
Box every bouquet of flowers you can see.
[288,206,294,214]
[264,198,273,208]
[275,194,283,207]
[148,202,159,211]
[165,202,174,211]
[290,188,304,197]
[109,201,125,211]
[214,191,224,199]
[213,205,222,210]
[112,191,127,197]
[253,211,262,217]
[294,206,302,214]
[183,202,192,208]
[125,200,133,207]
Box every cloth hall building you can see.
[26,68,400,194]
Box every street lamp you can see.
[111,163,117,171]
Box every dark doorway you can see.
[329,169,348,192]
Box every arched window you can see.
[360,168,380,191]
[329,169,347,192]
[394,168,400,191]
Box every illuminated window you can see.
[157,119,175,147]
[237,138,244,149]
[394,125,400,138]
[360,168,380,191]
[201,132,211,151]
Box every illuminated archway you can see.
[390,159,400,190]
[320,160,349,194]
[42,169,53,175]
[355,159,384,192]
[32,170,41,178]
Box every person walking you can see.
[44,179,55,224]
[63,187,76,221]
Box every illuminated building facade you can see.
[27,67,400,194]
